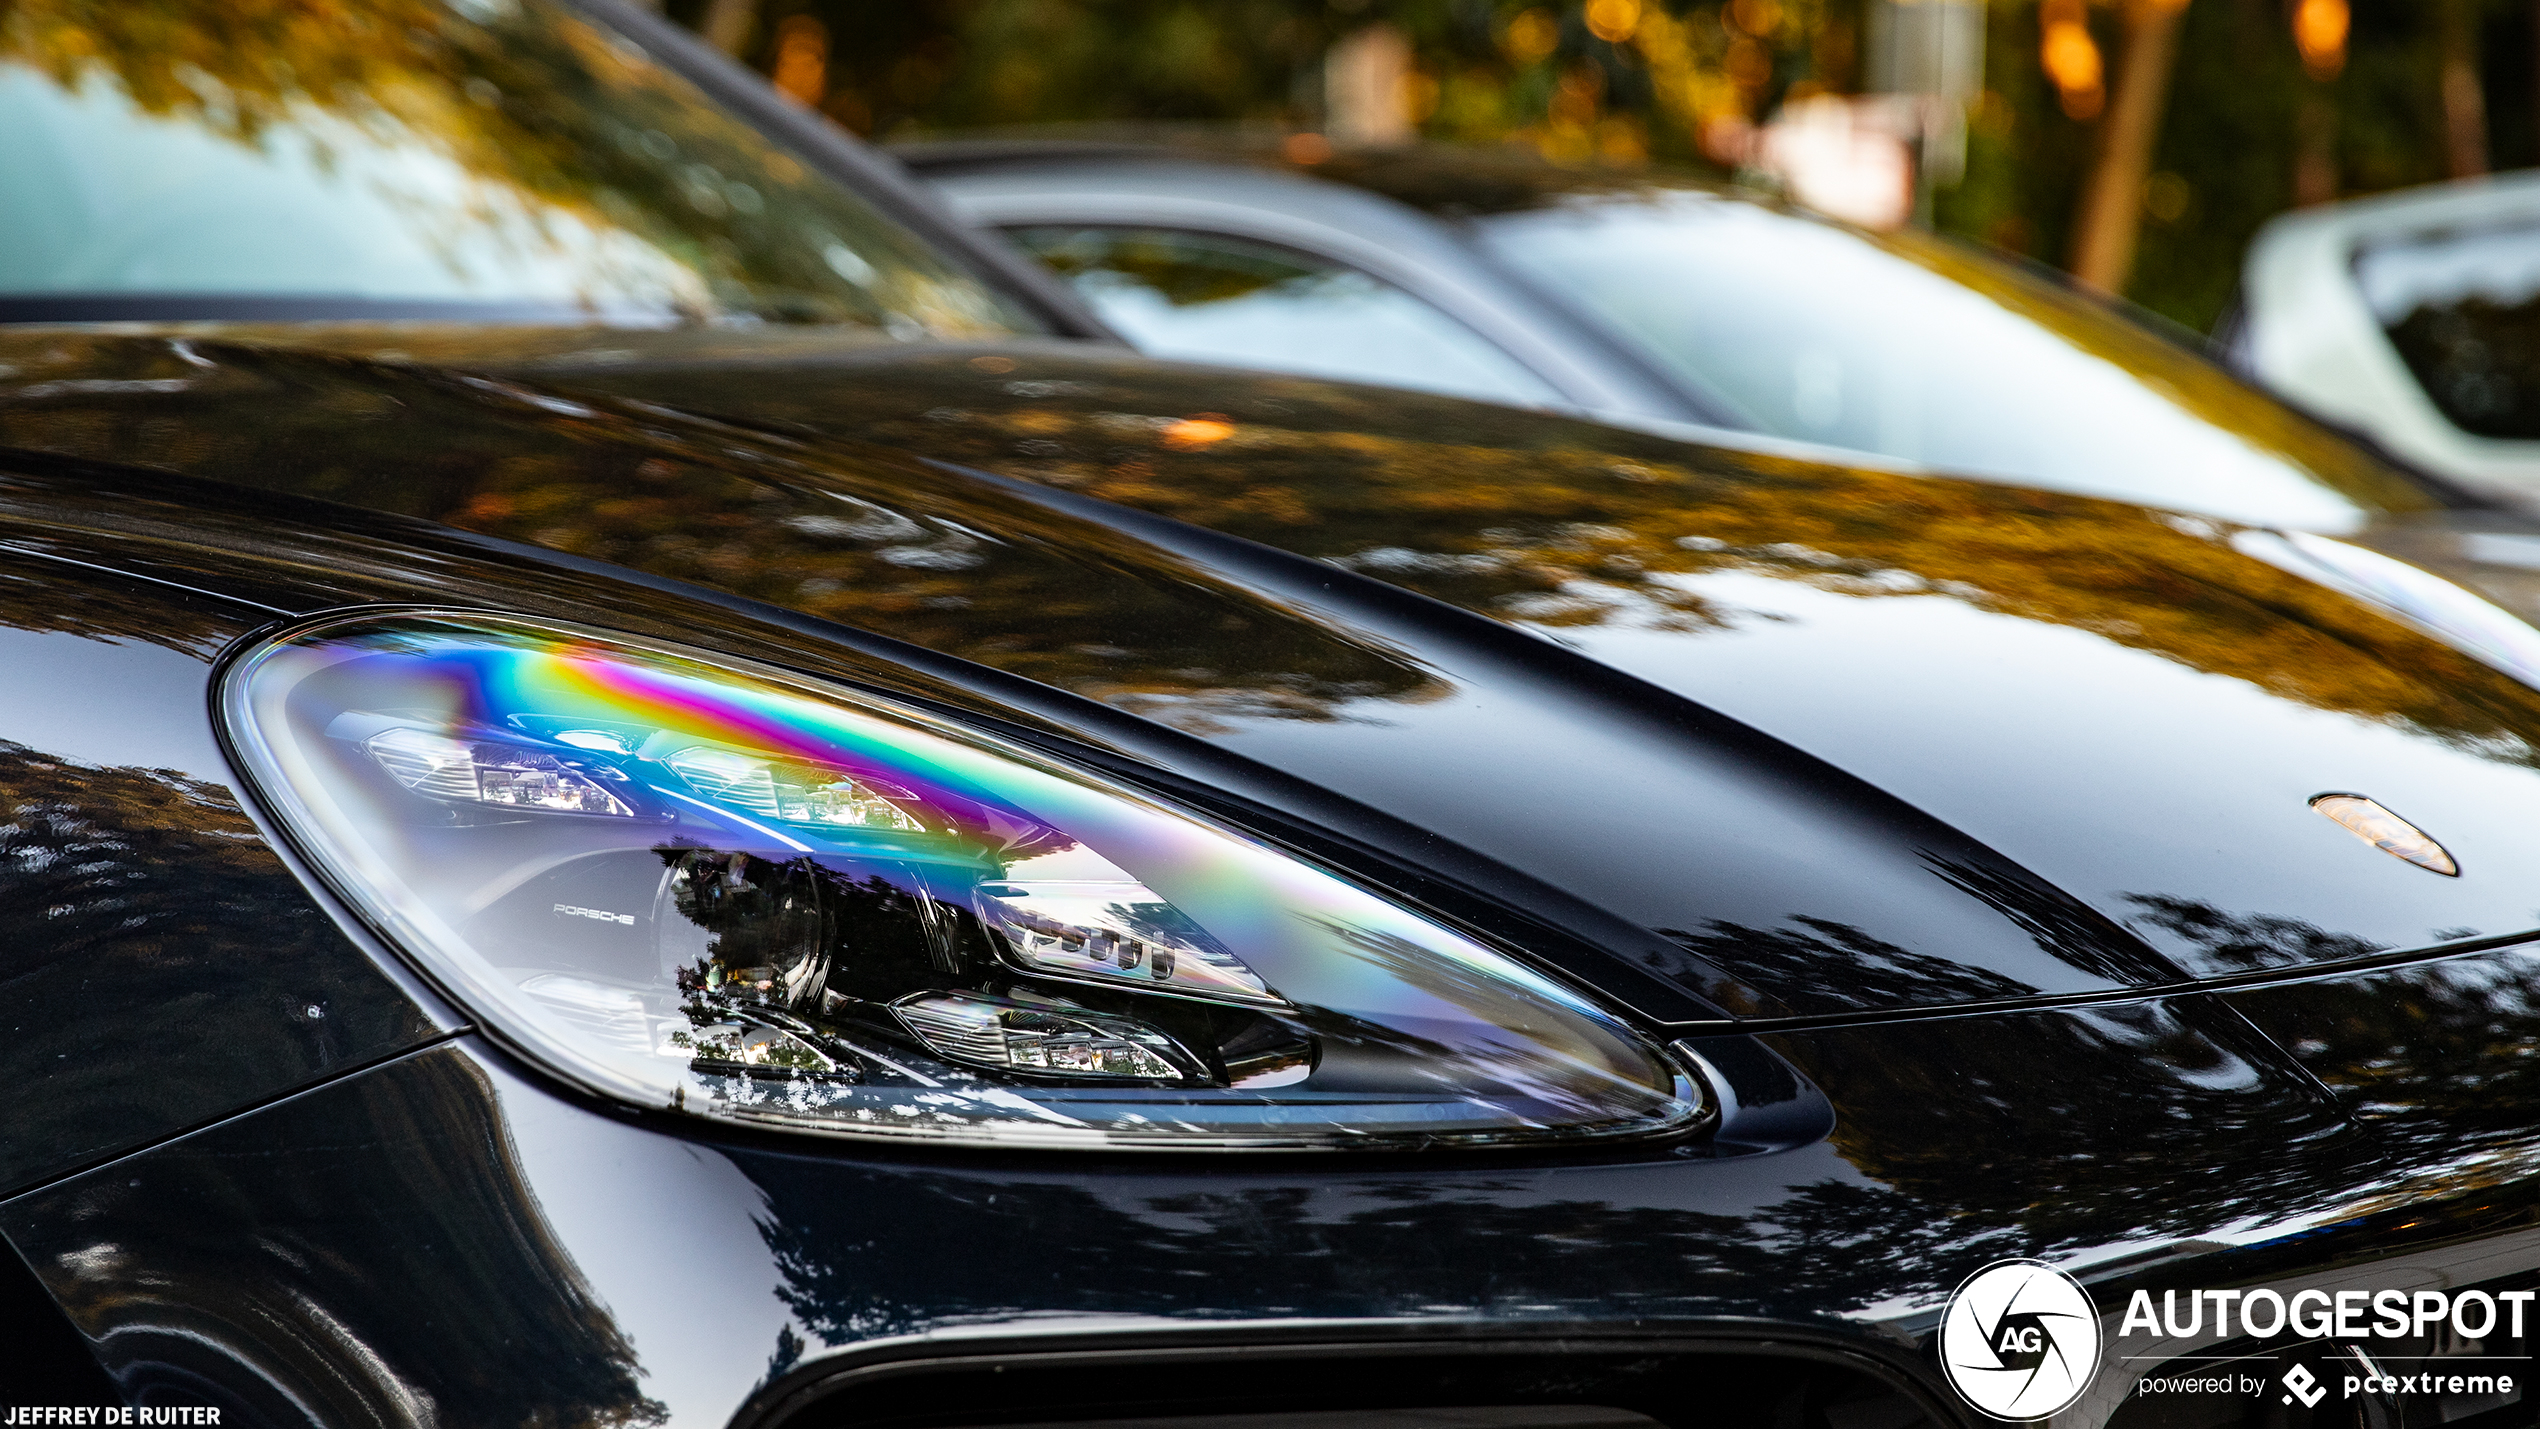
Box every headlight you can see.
[220,612,1706,1150]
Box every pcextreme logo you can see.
[1939,1258,2104,1421]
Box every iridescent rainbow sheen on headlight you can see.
[222,611,1706,1151]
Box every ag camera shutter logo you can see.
[1941,1258,2103,1420]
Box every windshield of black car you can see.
[1477,191,2440,530]
[0,0,1036,335]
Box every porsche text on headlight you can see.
[219,612,1706,1150]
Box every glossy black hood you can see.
[3,327,2537,1023]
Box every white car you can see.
[2239,171,2540,508]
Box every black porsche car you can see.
[22,3,2540,1428]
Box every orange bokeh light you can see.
[2039,0,2105,121]
[770,15,828,107]
[1162,417,1238,449]
[2294,0,2350,81]
[1281,132,1333,165]
[1585,0,1641,43]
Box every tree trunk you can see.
[2442,0,2490,178]
[2294,92,2339,206]
[2068,0,2192,295]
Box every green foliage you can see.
[1935,2,2094,273]
[2129,0,2312,332]
[682,0,1346,134]
[698,0,2540,335]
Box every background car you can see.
[2238,171,2540,511]
[901,138,2465,532]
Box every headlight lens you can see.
[221,613,1705,1150]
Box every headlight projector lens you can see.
[222,612,1705,1150]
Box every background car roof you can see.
[890,130,1717,218]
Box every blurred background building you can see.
[647,0,2540,337]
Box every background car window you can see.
[0,0,1034,335]
[2356,221,2540,441]
[1481,192,2435,530]
[1005,225,1564,407]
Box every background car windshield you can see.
[2356,221,2540,441]
[1006,225,1563,407]
[1481,191,2433,530]
[0,0,1034,335]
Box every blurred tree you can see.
[675,0,2540,332]
[665,0,1358,137]
[2441,0,2490,176]
[2067,0,2191,294]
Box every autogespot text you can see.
[2120,1286,2537,1341]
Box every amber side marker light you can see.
[2311,793,2460,876]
